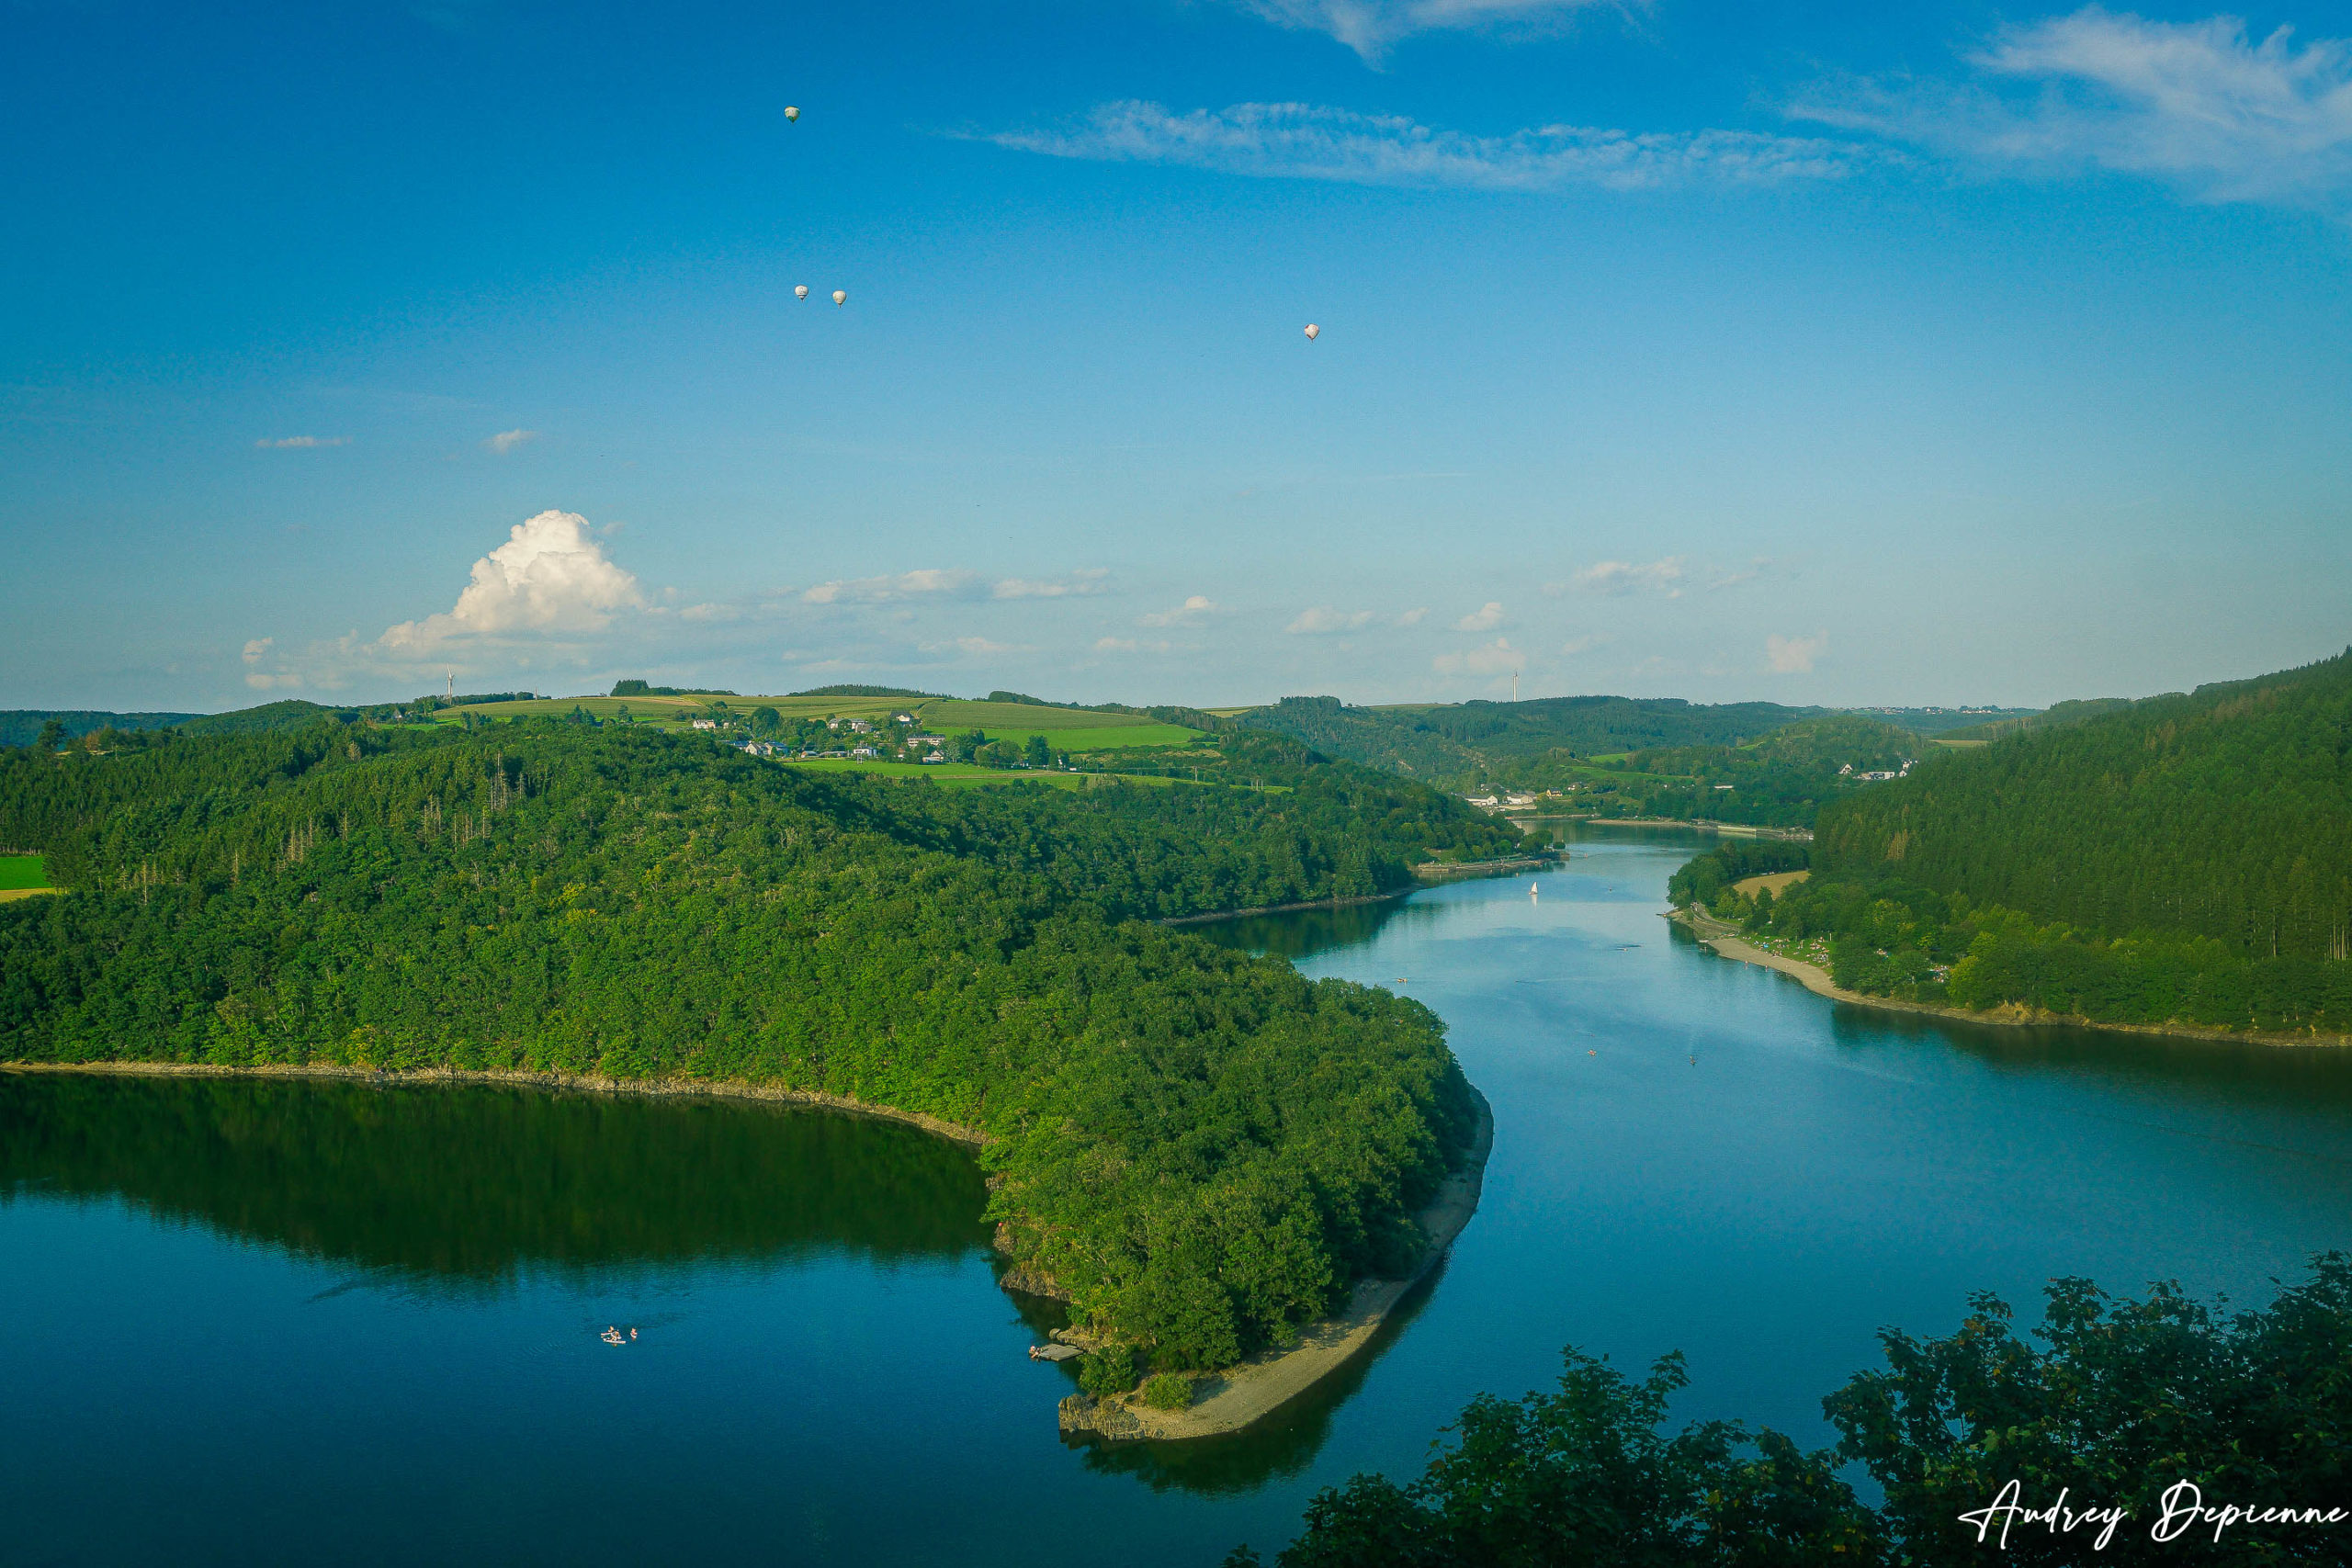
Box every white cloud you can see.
[1398,606,1429,626]
[1454,601,1506,631]
[1559,632,1609,654]
[1558,557,1686,596]
[1142,594,1222,627]
[379,510,644,652]
[987,101,1887,194]
[1095,637,1141,653]
[1434,637,1525,675]
[994,568,1110,599]
[1230,0,1623,62]
[242,637,274,664]
[482,429,538,455]
[803,569,983,604]
[1287,605,1376,634]
[1766,631,1828,674]
[679,603,741,623]
[255,435,348,449]
[1792,6,2352,213]
[920,635,1016,657]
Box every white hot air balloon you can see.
[794,285,809,300]
[785,106,800,122]
[1304,323,1320,340]
[832,289,847,306]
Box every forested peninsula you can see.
[1669,650,2352,1040]
[0,718,1521,1381]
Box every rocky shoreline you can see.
[1670,908,2352,1051]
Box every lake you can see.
[8,826,2352,1565]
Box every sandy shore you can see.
[1671,908,2352,1050]
[0,1058,989,1145]
[1060,1085,1494,1443]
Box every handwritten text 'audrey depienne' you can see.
[1959,1480,2348,1551]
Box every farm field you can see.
[0,853,56,901]
[438,693,1198,750]
[776,759,1197,790]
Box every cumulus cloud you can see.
[242,637,274,664]
[1791,6,2352,213]
[986,101,1888,194]
[1434,637,1526,675]
[1454,601,1506,631]
[1557,558,1686,596]
[255,435,348,449]
[1287,605,1376,634]
[481,429,538,455]
[994,568,1110,599]
[379,510,644,652]
[1141,594,1222,627]
[802,569,983,605]
[1231,0,1620,61]
[1766,631,1828,674]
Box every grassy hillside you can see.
[0,720,1511,1370]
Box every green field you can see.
[439,693,1199,751]
[0,853,52,895]
[777,758,1199,790]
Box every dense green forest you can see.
[1240,694,1821,788]
[1673,650,2352,1035]
[0,710,199,748]
[0,720,1498,1371]
[1232,1255,2352,1566]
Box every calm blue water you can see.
[7,828,2351,1565]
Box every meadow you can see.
[441,694,1200,751]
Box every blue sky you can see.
[5,0,2349,712]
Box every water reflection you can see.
[1185,895,1433,962]
[0,1072,994,1287]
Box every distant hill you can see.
[1934,697,2139,742]
[1239,694,1824,789]
[1817,649,2352,963]
[0,710,199,747]
[1850,705,2041,736]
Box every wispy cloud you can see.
[1766,631,1828,674]
[994,568,1110,599]
[481,428,538,455]
[1094,636,1173,654]
[1142,594,1222,627]
[255,434,348,449]
[1287,605,1375,634]
[1791,6,2352,213]
[1398,606,1429,626]
[1229,0,1625,62]
[802,569,983,605]
[1434,637,1525,676]
[921,635,1017,658]
[1555,558,1686,596]
[986,101,1888,193]
[1559,632,1609,654]
[1454,601,1506,631]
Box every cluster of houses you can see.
[1839,761,1916,783]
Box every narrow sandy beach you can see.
[1671,908,2351,1051]
[1060,1085,1494,1443]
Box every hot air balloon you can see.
[832,289,847,306]
[1304,323,1320,340]
[785,106,800,122]
[794,285,809,300]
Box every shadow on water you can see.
[1185,897,1437,964]
[1065,1251,1457,1497]
[0,1072,995,1289]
